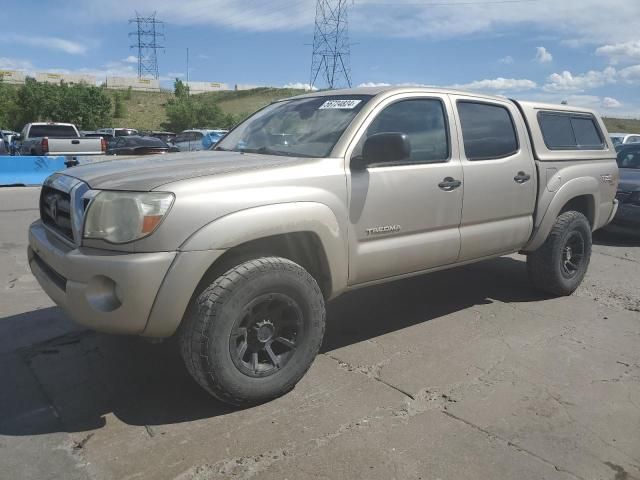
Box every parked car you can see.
[17,122,106,156]
[96,128,138,138]
[106,135,176,156]
[203,129,228,149]
[174,129,227,151]
[0,136,6,156]
[144,131,177,144]
[608,144,640,234]
[610,132,640,146]
[1,130,18,155]
[28,87,618,406]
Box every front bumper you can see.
[28,220,176,335]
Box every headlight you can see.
[84,191,174,244]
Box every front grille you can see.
[40,185,74,242]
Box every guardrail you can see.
[0,156,69,186]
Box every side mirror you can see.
[353,132,411,169]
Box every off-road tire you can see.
[178,257,325,406]
[527,211,592,296]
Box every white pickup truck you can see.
[17,122,106,157]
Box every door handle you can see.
[514,171,531,184]
[438,177,462,191]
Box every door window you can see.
[457,101,519,160]
[363,99,450,164]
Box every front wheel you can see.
[178,257,326,406]
[527,211,592,296]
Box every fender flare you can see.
[180,201,348,295]
[524,176,599,252]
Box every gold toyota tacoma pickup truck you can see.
[28,87,619,406]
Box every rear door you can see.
[451,95,537,261]
[346,93,463,285]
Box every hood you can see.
[619,168,640,192]
[63,150,306,191]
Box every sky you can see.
[1,0,639,117]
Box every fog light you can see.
[85,275,122,312]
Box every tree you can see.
[0,80,19,130]
[163,92,237,132]
[174,78,189,99]
[11,79,113,130]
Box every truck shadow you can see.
[0,255,549,436]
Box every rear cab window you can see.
[538,112,604,150]
[28,125,79,138]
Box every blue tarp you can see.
[0,156,68,186]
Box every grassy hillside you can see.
[112,87,307,131]
[107,89,173,131]
[603,117,640,134]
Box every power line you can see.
[310,0,353,90]
[129,12,165,80]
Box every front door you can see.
[346,94,464,285]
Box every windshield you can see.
[217,95,372,158]
[617,147,640,169]
[611,136,624,146]
[29,125,78,138]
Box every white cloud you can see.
[544,67,617,92]
[602,97,622,109]
[596,41,640,65]
[0,33,87,55]
[166,72,185,79]
[357,82,391,87]
[283,82,317,91]
[123,55,138,64]
[619,64,640,84]
[498,56,514,65]
[535,47,553,64]
[562,95,617,111]
[451,77,537,92]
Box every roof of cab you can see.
[515,100,599,116]
[287,86,513,104]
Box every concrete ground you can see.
[1,186,638,480]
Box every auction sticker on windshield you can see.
[319,99,362,109]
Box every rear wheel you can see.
[178,257,325,406]
[527,211,592,296]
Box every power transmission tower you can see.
[129,12,165,79]
[309,0,353,90]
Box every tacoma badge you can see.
[366,225,402,236]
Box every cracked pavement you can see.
[1,187,639,480]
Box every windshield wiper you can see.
[214,146,231,151]
[237,146,289,156]
[236,146,317,158]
